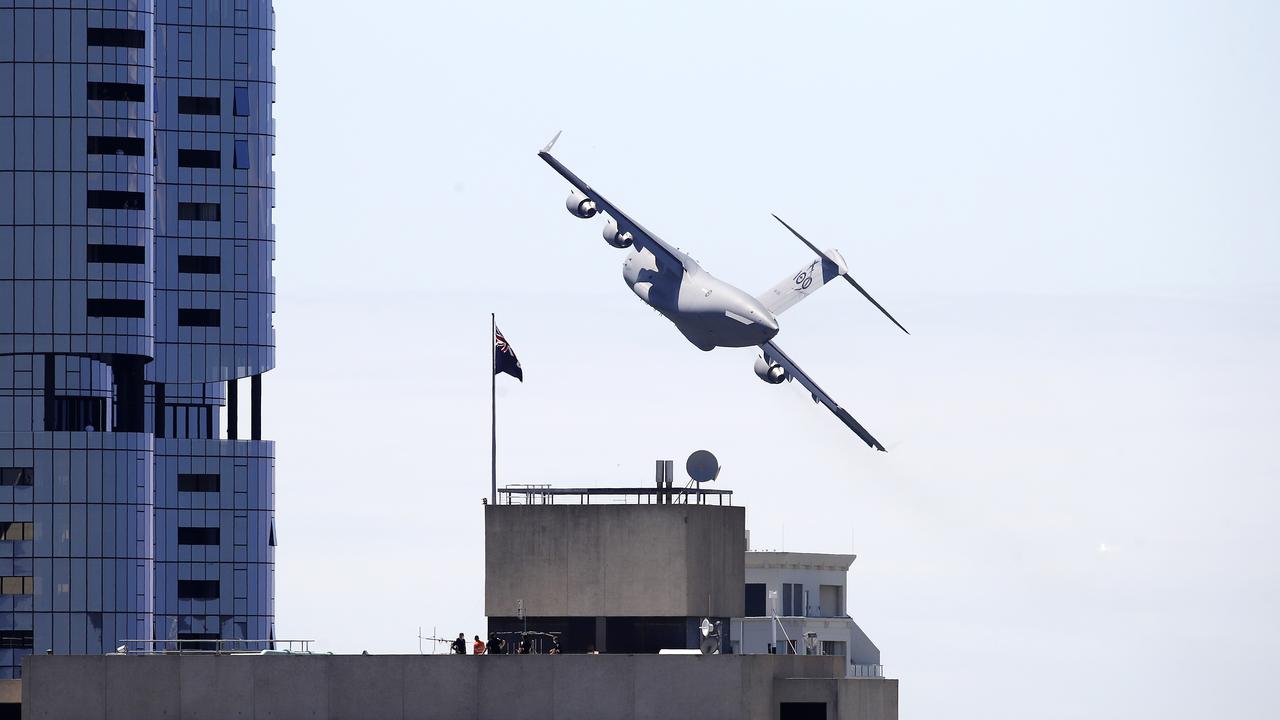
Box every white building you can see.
[731,551,883,677]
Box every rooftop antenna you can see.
[684,450,719,505]
[418,626,451,655]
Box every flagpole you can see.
[491,312,497,505]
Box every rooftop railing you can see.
[498,485,734,506]
[115,639,314,655]
[849,663,884,678]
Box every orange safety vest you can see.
[473,641,485,655]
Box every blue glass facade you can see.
[0,0,275,677]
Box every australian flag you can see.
[494,326,523,382]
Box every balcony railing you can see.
[116,639,314,655]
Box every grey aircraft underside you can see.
[537,134,909,451]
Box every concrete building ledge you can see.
[21,653,898,720]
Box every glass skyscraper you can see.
[0,0,276,677]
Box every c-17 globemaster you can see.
[537,133,909,451]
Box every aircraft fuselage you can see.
[622,246,779,351]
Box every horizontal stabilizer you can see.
[770,214,909,334]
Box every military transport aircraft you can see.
[537,133,908,451]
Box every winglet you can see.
[541,130,562,155]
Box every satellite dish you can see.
[699,618,721,655]
[686,450,720,483]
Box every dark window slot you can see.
[87,28,145,48]
[176,632,220,652]
[0,468,34,487]
[88,190,145,210]
[87,136,144,156]
[177,580,219,600]
[49,396,106,432]
[780,702,828,720]
[178,308,220,327]
[87,244,145,264]
[0,630,33,650]
[178,202,220,221]
[745,583,766,617]
[87,298,145,318]
[87,81,145,102]
[178,473,220,492]
[178,255,220,274]
[178,527,220,545]
[178,149,221,168]
[178,96,221,115]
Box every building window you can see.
[49,396,106,432]
[178,473,220,492]
[233,87,250,116]
[177,202,220,221]
[178,149,221,168]
[233,140,250,169]
[87,298,145,318]
[87,28,145,48]
[0,630,33,650]
[782,583,804,616]
[0,576,34,595]
[178,255,220,274]
[87,81,145,102]
[87,244,145,264]
[178,309,220,327]
[178,580,219,600]
[779,702,826,720]
[178,96,220,115]
[177,632,220,652]
[87,136,144,156]
[745,583,766,617]
[0,523,34,541]
[88,190,145,210]
[178,527,220,545]
[0,468,33,486]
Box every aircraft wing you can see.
[761,340,886,451]
[538,145,700,274]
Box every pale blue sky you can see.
[267,2,1278,718]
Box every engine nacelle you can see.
[566,190,597,218]
[602,218,634,248]
[754,356,788,384]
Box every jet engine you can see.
[602,218,634,248]
[566,190,597,218]
[754,355,788,384]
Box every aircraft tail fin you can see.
[756,250,846,316]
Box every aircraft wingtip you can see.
[541,130,562,154]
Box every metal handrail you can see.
[498,486,734,506]
[116,638,314,655]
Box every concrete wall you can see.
[21,653,897,720]
[485,505,745,618]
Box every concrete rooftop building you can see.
[732,551,883,677]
